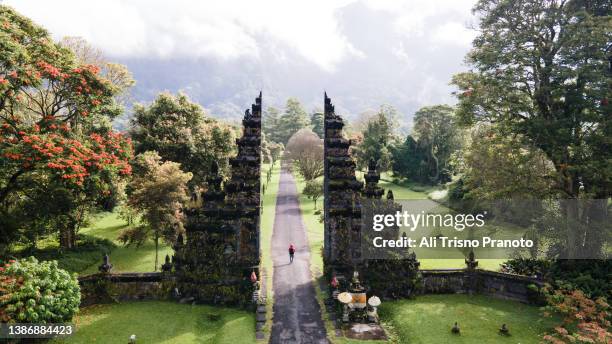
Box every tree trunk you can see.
[154,234,159,271]
[59,226,76,250]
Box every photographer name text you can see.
[372,236,534,249]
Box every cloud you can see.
[4,0,479,120]
[4,0,361,71]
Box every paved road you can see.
[270,164,328,344]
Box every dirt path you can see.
[269,164,328,344]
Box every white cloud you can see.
[431,21,477,46]
[3,0,479,117]
[4,0,476,70]
[4,0,360,71]
[362,0,477,44]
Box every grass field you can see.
[379,294,558,344]
[52,301,255,344]
[79,212,173,274]
[13,211,173,275]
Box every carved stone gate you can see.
[173,92,418,304]
[174,93,262,305]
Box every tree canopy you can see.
[285,128,324,181]
[353,105,398,172]
[129,92,235,188]
[452,0,611,199]
[274,98,310,144]
[0,5,132,251]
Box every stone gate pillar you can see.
[176,93,262,305]
[323,93,363,271]
[322,93,420,298]
[225,92,262,266]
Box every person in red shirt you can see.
[288,244,295,263]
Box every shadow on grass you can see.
[13,234,116,274]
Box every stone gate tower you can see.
[323,93,420,298]
[174,93,262,305]
[323,93,363,271]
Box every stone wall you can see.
[419,269,543,303]
[78,272,174,307]
[79,268,542,307]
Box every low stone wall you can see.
[419,269,543,303]
[78,272,174,306]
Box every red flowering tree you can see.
[0,6,132,250]
[543,287,611,344]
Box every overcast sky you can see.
[5,0,479,125]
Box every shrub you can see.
[501,258,551,277]
[542,287,611,344]
[503,259,611,299]
[0,257,80,323]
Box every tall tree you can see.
[353,105,398,171]
[311,112,324,138]
[452,0,611,257]
[0,6,132,250]
[124,151,192,271]
[390,136,429,183]
[412,105,462,182]
[263,106,281,143]
[129,93,235,188]
[303,180,323,209]
[275,98,310,144]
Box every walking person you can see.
[288,243,295,263]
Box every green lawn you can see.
[354,171,529,271]
[379,294,558,344]
[260,161,282,337]
[52,301,255,344]
[14,211,173,275]
[78,212,173,274]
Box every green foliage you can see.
[302,179,323,209]
[129,92,235,187]
[0,257,80,323]
[262,106,281,143]
[391,135,430,183]
[452,0,611,260]
[501,258,552,277]
[0,6,133,251]
[354,105,397,171]
[310,112,324,138]
[125,151,192,270]
[273,98,310,144]
[392,105,461,184]
[12,234,116,274]
[461,125,555,200]
[502,259,611,299]
[453,0,611,199]
[548,260,612,300]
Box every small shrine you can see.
[333,271,387,340]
